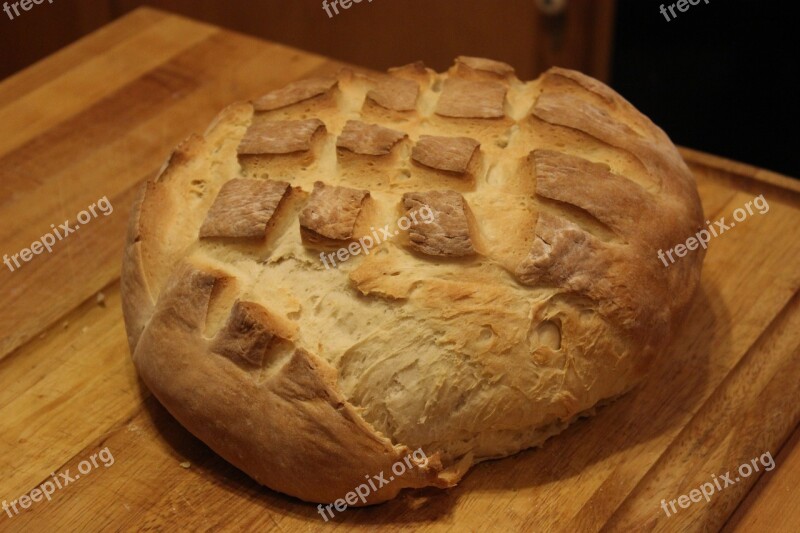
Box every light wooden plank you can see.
[0,14,219,156]
[0,8,167,103]
[724,425,800,533]
[605,293,800,531]
[0,283,141,500]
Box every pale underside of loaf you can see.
[122,57,705,504]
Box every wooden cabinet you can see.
[1,0,615,81]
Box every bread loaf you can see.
[121,57,705,505]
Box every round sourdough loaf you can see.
[122,57,705,505]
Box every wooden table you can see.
[0,8,798,532]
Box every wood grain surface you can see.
[0,8,797,532]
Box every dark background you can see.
[1,0,797,177]
[613,0,798,178]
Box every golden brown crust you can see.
[199,178,290,239]
[403,190,476,257]
[455,56,515,78]
[336,120,407,155]
[412,135,481,174]
[299,181,370,243]
[436,78,507,118]
[122,60,705,506]
[133,261,457,504]
[531,150,655,238]
[366,76,419,111]
[237,119,325,155]
[516,212,611,289]
[252,77,338,111]
[211,300,297,368]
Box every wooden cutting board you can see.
[0,8,798,532]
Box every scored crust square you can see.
[412,135,480,173]
[200,178,290,239]
[238,119,325,155]
[336,120,407,156]
[402,190,475,257]
[300,181,370,243]
[252,77,338,112]
[435,79,507,118]
[366,76,419,111]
